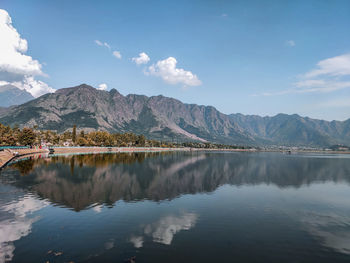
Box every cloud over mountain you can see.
[0,9,54,97]
[97,83,108,90]
[147,57,201,87]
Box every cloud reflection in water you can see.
[129,212,198,248]
[301,211,350,255]
[0,193,47,263]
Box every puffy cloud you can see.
[286,40,295,47]
[97,83,108,91]
[132,52,150,65]
[147,57,201,87]
[0,9,54,97]
[95,40,111,50]
[0,9,43,80]
[11,76,55,97]
[112,51,122,59]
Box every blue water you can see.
[0,152,350,262]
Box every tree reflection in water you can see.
[3,152,350,211]
[1,152,350,262]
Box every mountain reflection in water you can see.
[3,152,350,211]
[1,152,350,263]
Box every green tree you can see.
[72,125,77,143]
[136,135,146,147]
[19,128,36,146]
[63,131,72,141]
[76,137,88,146]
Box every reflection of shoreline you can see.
[2,152,350,211]
[0,149,48,169]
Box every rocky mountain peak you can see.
[0,83,349,147]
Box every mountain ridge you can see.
[0,84,34,107]
[0,84,349,147]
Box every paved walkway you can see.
[0,148,48,168]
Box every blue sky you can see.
[1,0,350,120]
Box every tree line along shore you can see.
[0,123,250,150]
[0,122,254,169]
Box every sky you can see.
[0,0,350,121]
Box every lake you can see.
[1,151,350,262]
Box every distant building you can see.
[63,140,73,147]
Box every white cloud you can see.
[304,53,350,78]
[294,53,350,94]
[258,53,350,96]
[286,40,295,47]
[132,52,150,65]
[258,80,350,96]
[11,76,55,97]
[112,51,122,59]
[0,9,54,97]
[147,57,201,87]
[97,83,108,91]
[95,40,122,59]
[95,40,111,50]
[0,9,43,80]
[294,79,350,93]
[95,40,103,46]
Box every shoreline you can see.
[0,148,49,169]
[1,146,349,169]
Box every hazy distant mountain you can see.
[0,84,349,147]
[0,84,34,107]
[229,113,350,147]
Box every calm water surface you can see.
[1,151,350,262]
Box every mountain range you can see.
[0,84,349,147]
[0,84,34,107]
